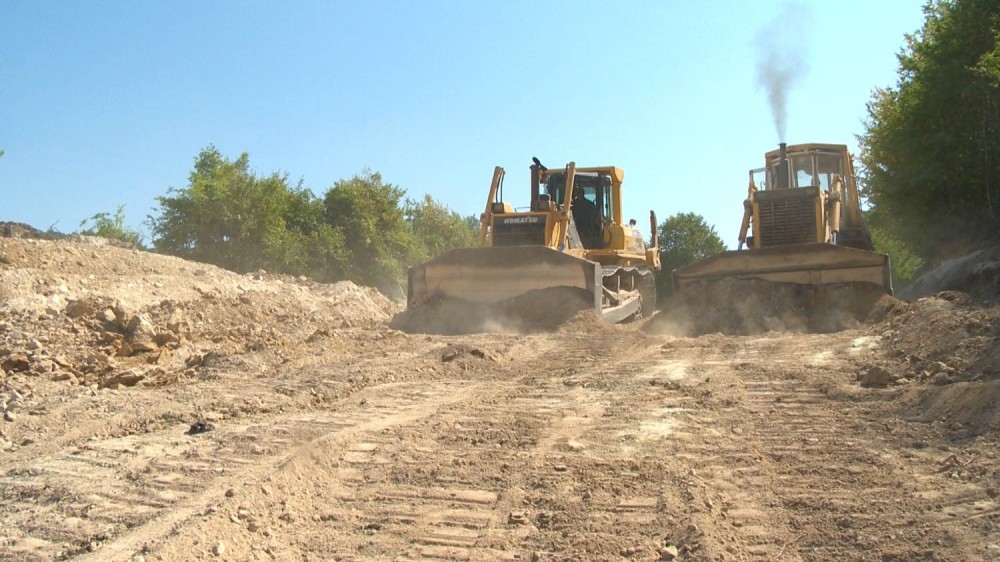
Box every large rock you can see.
[65,299,95,319]
[860,365,892,388]
[659,545,680,561]
[165,308,190,336]
[112,301,129,331]
[126,315,159,352]
[98,370,145,389]
[2,354,30,373]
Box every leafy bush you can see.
[79,205,143,247]
[654,212,727,300]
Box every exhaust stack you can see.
[777,142,789,189]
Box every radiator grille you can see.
[758,196,817,247]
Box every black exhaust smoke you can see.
[755,5,813,143]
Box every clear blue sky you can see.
[1,1,926,248]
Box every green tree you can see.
[403,195,479,264]
[276,186,348,281]
[78,204,143,247]
[868,224,924,286]
[465,214,482,236]
[859,0,1000,258]
[150,146,481,293]
[151,146,253,265]
[150,146,345,277]
[654,212,726,299]
[322,170,412,290]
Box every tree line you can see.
[89,146,479,296]
[860,0,1000,277]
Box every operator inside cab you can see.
[571,185,602,249]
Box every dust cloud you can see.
[755,3,813,142]
[646,279,886,337]
[389,286,598,335]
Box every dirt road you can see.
[1,233,998,561]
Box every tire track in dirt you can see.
[140,378,538,560]
[0,327,539,561]
[139,332,689,561]
[314,381,529,562]
[0,380,484,562]
[9,324,994,561]
[480,338,695,559]
[661,334,999,561]
[314,337,619,561]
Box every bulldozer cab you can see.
[572,174,612,249]
[538,171,611,211]
[538,172,567,207]
[539,169,615,249]
[774,151,846,190]
[758,145,851,192]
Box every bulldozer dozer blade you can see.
[672,243,892,294]
[408,246,602,311]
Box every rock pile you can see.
[0,234,397,397]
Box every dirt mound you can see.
[864,292,1000,437]
[0,235,396,390]
[646,279,886,336]
[872,292,999,385]
[0,221,63,240]
[389,286,597,335]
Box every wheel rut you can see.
[656,334,999,561]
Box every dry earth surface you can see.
[1,225,998,562]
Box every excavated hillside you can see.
[1,226,998,562]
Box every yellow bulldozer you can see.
[665,143,892,334]
[405,159,661,326]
